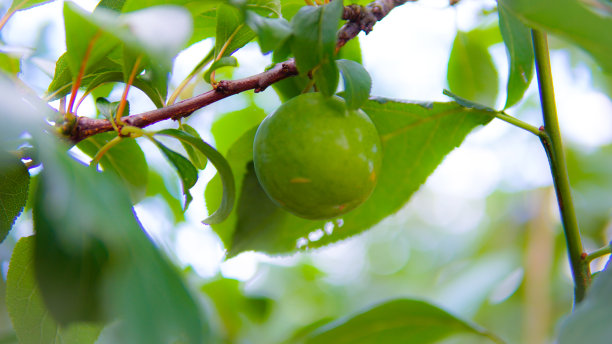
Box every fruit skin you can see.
[253,93,382,220]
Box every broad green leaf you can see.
[558,263,612,343]
[337,59,372,109]
[156,129,235,224]
[314,58,339,97]
[8,0,54,12]
[447,29,500,108]
[246,13,292,53]
[151,138,198,209]
[204,56,238,83]
[215,4,256,60]
[77,132,148,204]
[498,5,534,109]
[211,106,267,155]
[299,299,502,344]
[207,98,494,255]
[271,73,310,101]
[33,143,205,343]
[290,0,343,74]
[0,150,29,243]
[94,97,121,119]
[63,3,120,77]
[499,0,612,72]
[6,236,102,344]
[180,124,208,170]
[337,37,362,64]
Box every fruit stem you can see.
[585,244,611,264]
[494,111,542,137]
[532,29,590,305]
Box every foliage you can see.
[0,0,610,343]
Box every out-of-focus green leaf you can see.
[33,143,205,343]
[499,5,534,109]
[151,138,198,209]
[215,4,256,60]
[337,59,371,109]
[95,0,125,12]
[211,106,267,155]
[299,299,501,343]
[499,0,612,72]
[207,98,494,255]
[0,150,29,243]
[6,236,102,344]
[77,132,148,204]
[338,37,362,64]
[9,0,54,12]
[246,13,292,53]
[156,129,235,224]
[180,124,208,170]
[204,56,238,83]
[145,168,185,223]
[558,263,612,343]
[0,52,21,75]
[447,28,501,108]
[290,0,343,74]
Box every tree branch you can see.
[69,0,412,143]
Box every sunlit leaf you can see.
[77,132,148,204]
[299,299,502,344]
[498,5,534,109]
[215,4,256,60]
[204,56,238,83]
[0,150,29,243]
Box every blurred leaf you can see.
[63,3,120,77]
[204,56,238,83]
[0,52,21,75]
[337,59,372,109]
[145,168,185,223]
[151,138,198,209]
[207,98,494,255]
[338,37,362,64]
[246,13,292,53]
[211,106,267,155]
[499,0,612,72]
[33,143,205,343]
[95,0,125,12]
[0,150,29,243]
[499,5,534,109]
[299,299,502,344]
[290,0,343,73]
[215,4,256,60]
[156,129,235,224]
[6,236,102,344]
[9,0,54,12]
[447,28,501,108]
[180,124,208,170]
[77,132,148,203]
[558,263,612,343]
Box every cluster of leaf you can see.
[1,0,612,342]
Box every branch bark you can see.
[69,0,412,143]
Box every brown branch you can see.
[70,0,411,143]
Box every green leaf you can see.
[314,58,339,97]
[85,71,166,108]
[0,150,29,243]
[246,13,292,53]
[204,56,238,83]
[156,129,235,225]
[558,264,612,343]
[9,0,54,12]
[447,29,500,108]
[337,59,372,109]
[499,0,612,73]
[299,299,502,344]
[337,36,362,64]
[33,143,205,343]
[63,3,121,77]
[95,0,125,12]
[211,105,268,155]
[290,0,343,73]
[180,124,208,170]
[146,168,185,223]
[94,97,120,119]
[0,52,21,75]
[215,4,256,60]
[151,138,198,209]
[498,5,534,109]
[207,98,494,255]
[77,132,148,203]
[6,236,103,344]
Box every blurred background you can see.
[2,0,612,343]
